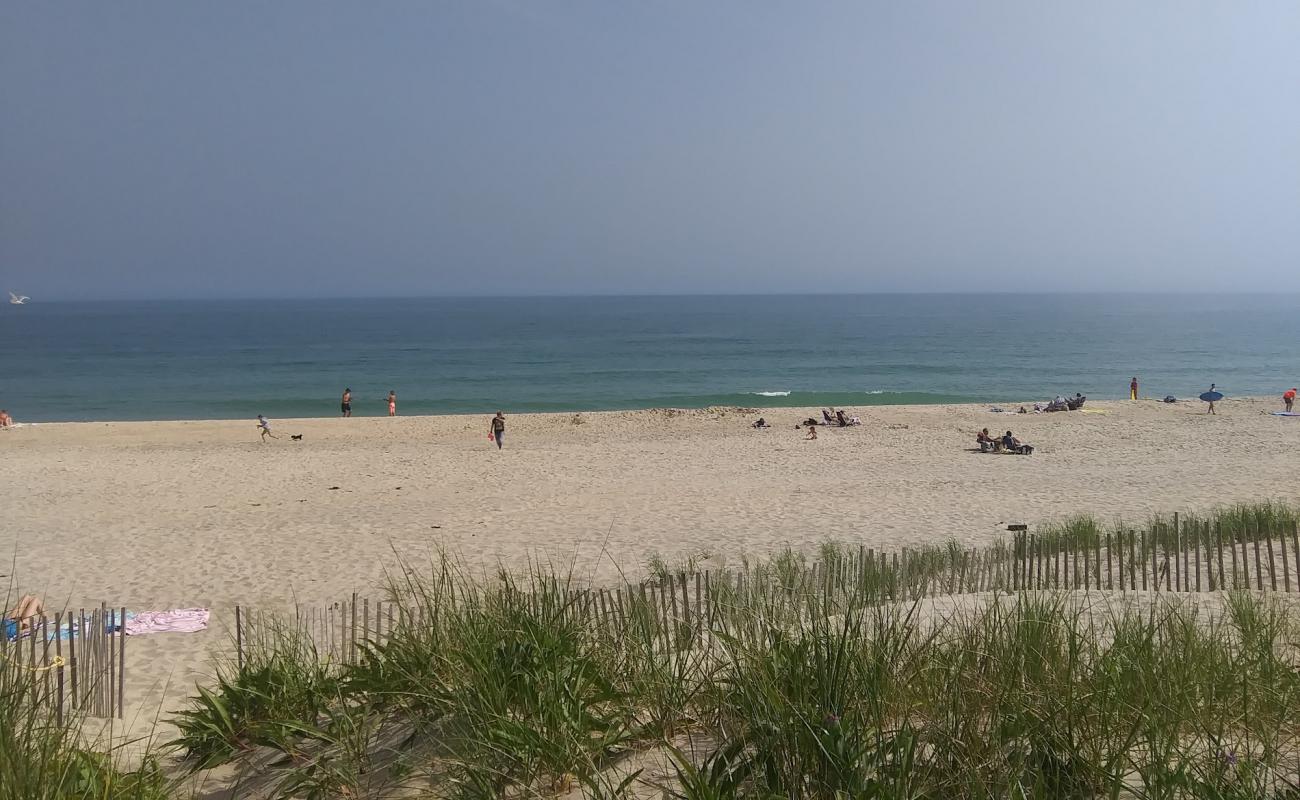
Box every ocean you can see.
[0,294,1296,422]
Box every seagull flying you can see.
[8,292,29,305]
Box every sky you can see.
[2,2,1299,300]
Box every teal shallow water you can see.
[0,294,1295,422]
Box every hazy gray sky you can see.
[3,2,1299,299]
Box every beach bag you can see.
[488,433,495,442]
[1163,396,1177,403]
[1020,445,1034,455]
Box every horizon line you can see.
[9,289,1300,303]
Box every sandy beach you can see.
[3,396,1299,729]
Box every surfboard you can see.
[1272,411,1300,417]
[1200,391,1224,402]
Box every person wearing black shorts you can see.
[341,387,352,417]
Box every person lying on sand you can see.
[5,595,46,639]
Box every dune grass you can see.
[0,644,171,800]
[168,552,1300,798]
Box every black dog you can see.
[290,434,303,441]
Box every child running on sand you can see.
[257,414,278,441]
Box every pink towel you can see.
[125,608,209,635]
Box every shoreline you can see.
[1,393,1274,428]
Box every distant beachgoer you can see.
[752,417,770,429]
[0,409,11,427]
[1284,388,1296,412]
[1206,383,1217,415]
[805,425,818,440]
[489,411,506,449]
[1002,431,1019,451]
[257,414,277,441]
[977,428,995,452]
[1130,377,1139,400]
[341,388,352,418]
[388,391,397,417]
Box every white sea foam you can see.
[751,391,792,397]
[864,390,885,395]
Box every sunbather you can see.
[976,428,996,451]
[4,595,46,639]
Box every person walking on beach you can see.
[387,390,397,417]
[489,411,506,449]
[257,414,278,441]
[1130,377,1139,400]
[341,388,352,418]
[1206,383,1217,415]
[1284,388,1296,412]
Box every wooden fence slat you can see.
[1281,522,1292,592]
[1196,522,1206,590]
[1292,522,1300,594]
[118,607,126,718]
[1230,527,1241,590]
[1162,525,1171,591]
[1181,521,1190,592]
[1251,522,1264,590]
[107,606,115,719]
[350,594,358,664]
[1266,524,1278,592]
[70,611,80,710]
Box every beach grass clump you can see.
[171,614,336,769]
[177,541,1300,799]
[0,647,170,800]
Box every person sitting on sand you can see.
[4,595,46,639]
[805,425,817,440]
[752,417,770,428]
[0,409,11,427]
[257,414,278,441]
[1002,431,1019,451]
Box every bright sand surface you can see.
[2,396,1299,736]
